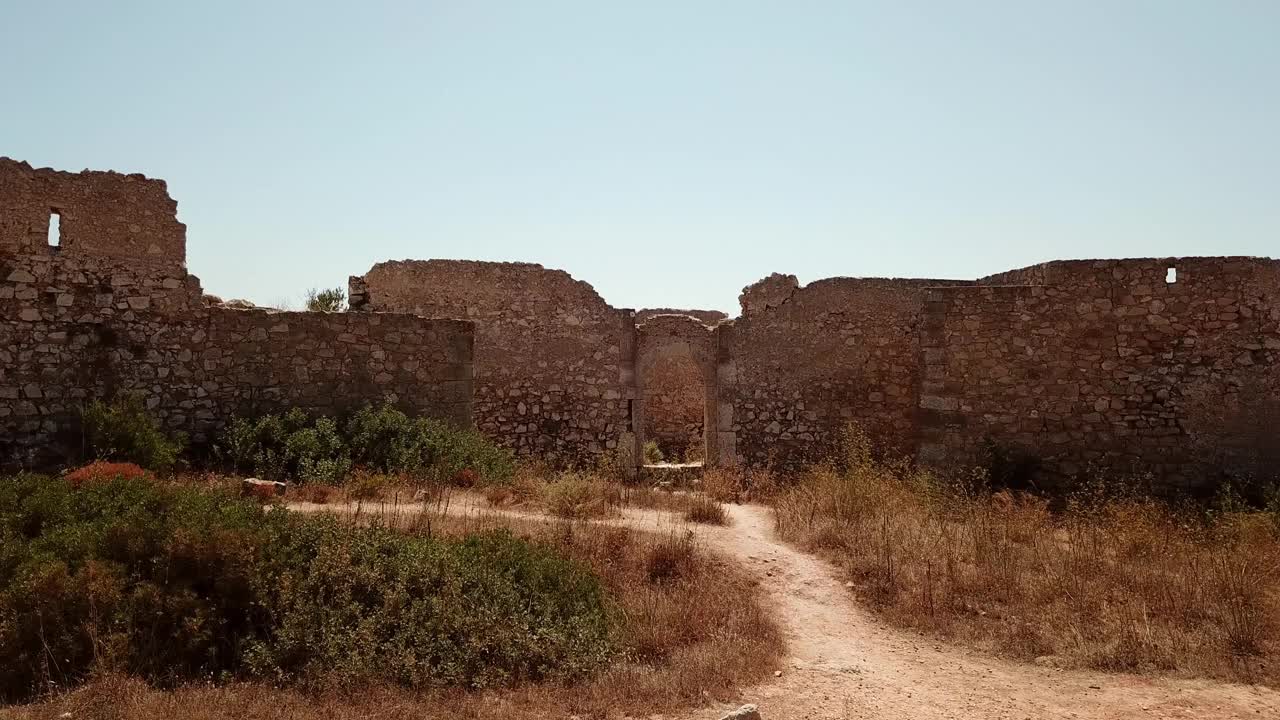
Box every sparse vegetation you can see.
[683,496,728,525]
[482,464,720,519]
[304,287,346,312]
[642,440,664,465]
[702,465,778,504]
[79,395,185,472]
[774,425,1280,685]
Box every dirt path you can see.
[681,503,1278,720]
[292,497,1279,720]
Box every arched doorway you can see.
[639,342,708,464]
[633,314,734,469]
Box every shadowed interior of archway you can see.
[638,344,707,465]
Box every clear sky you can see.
[2,1,1276,314]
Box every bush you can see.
[64,461,150,487]
[219,404,513,486]
[304,287,346,312]
[544,476,618,520]
[0,475,613,701]
[683,497,727,525]
[642,441,664,465]
[79,395,185,472]
[345,404,514,483]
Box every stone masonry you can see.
[0,158,473,466]
[5,157,1278,490]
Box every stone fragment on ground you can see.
[719,704,760,720]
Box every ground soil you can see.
[294,495,1280,719]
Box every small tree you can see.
[305,287,346,312]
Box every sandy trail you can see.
[291,497,1279,720]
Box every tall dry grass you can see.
[774,428,1280,684]
[4,501,780,720]
[482,464,729,520]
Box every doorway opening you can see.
[639,345,708,467]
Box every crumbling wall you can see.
[920,257,1280,491]
[727,275,971,468]
[0,158,186,271]
[351,260,634,464]
[636,308,728,326]
[0,159,472,467]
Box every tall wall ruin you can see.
[0,159,473,466]
[350,260,634,464]
[350,255,1278,490]
[5,157,1277,491]
[920,257,1280,490]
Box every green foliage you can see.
[79,395,185,472]
[221,408,347,483]
[0,474,612,701]
[642,440,664,465]
[304,287,346,312]
[220,404,513,485]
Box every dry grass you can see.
[702,465,779,504]
[774,434,1280,685]
[684,496,729,525]
[4,504,781,720]
[482,467,720,519]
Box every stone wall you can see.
[0,158,186,271]
[7,156,1278,489]
[351,260,634,464]
[919,257,1280,490]
[1,159,473,468]
[726,274,971,468]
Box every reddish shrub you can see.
[64,461,150,488]
[453,468,479,487]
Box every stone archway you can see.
[633,314,736,469]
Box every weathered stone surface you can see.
[241,477,286,497]
[719,704,762,720]
[0,158,474,467]
[4,158,1277,491]
[351,259,634,466]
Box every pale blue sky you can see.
[2,1,1276,314]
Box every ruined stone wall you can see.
[0,159,186,271]
[1,159,472,467]
[351,260,633,464]
[726,274,972,468]
[636,308,728,325]
[920,257,1280,490]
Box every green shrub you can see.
[0,474,612,701]
[642,440,664,465]
[221,408,344,482]
[220,404,513,485]
[304,287,346,312]
[79,395,185,472]
[345,404,515,482]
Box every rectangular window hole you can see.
[1166,267,1176,283]
[47,210,61,249]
